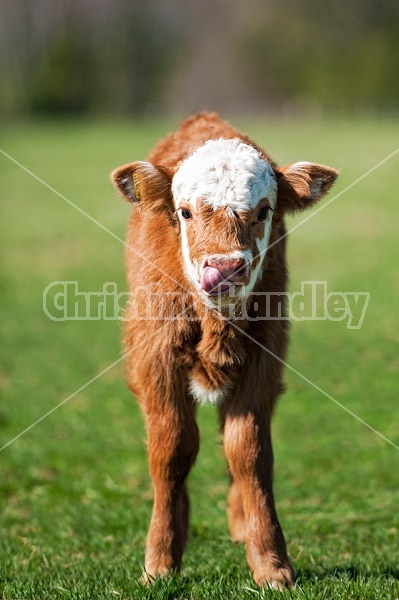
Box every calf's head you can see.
[112,139,338,302]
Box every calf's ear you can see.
[111,161,171,204]
[276,162,339,214]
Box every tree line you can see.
[0,0,397,117]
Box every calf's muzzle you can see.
[200,255,248,295]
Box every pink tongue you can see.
[201,266,230,294]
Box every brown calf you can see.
[111,113,338,588]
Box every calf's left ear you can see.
[111,161,171,205]
[276,162,339,214]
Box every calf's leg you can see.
[227,479,246,543]
[143,402,199,579]
[224,410,295,589]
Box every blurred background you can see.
[1,0,398,119]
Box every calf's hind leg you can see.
[227,478,246,543]
[220,407,246,543]
[143,400,199,580]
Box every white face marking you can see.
[178,212,201,291]
[254,213,273,275]
[173,139,277,297]
[172,138,277,212]
[189,377,229,404]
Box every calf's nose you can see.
[206,256,247,281]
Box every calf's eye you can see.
[181,208,192,220]
[257,206,270,222]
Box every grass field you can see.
[1,116,398,599]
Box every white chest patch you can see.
[189,377,230,404]
[172,138,277,211]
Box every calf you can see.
[111,113,338,589]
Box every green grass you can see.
[1,115,398,599]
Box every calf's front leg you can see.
[143,401,199,580]
[224,410,295,589]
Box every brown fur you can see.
[111,112,338,588]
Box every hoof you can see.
[253,563,296,590]
[141,565,173,584]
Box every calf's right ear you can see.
[110,161,171,204]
